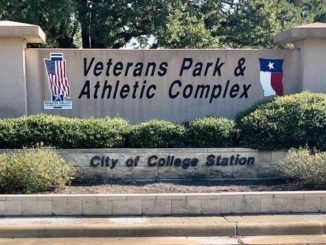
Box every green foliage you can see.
[0,115,236,149]
[279,148,326,188]
[237,92,326,150]
[0,114,130,149]
[184,117,235,147]
[1,0,323,48]
[217,0,308,48]
[77,0,127,48]
[76,0,173,48]
[127,120,185,148]
[1,94,325,150]
[155,1,218,48]
[0,0,78,48]
[0,148,77,193]
[236,96,277,123]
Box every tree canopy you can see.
[0,0,325,48]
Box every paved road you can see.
[0,235,325,244]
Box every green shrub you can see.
[184,116,235,147]
[0,148,77,193]
[279,148,326,188]
[236,96,277,121]
[236,92,326,150]
[0,114,130,148]
[127,120,185,147]
[72,117,130,148]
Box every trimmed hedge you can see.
[184,116,235,147]
[127,120,185,148]
[0,114,130,148]
[0,115,236,148]
[236,92,326,150]
[0,92,325,150]
[0,148,77,193]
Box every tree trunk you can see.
[81,25,90,48]
[80,0,91,48]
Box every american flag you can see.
[44,53,71,99]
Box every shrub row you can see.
[0,92,325,150]
[0,115,235,148]
[128,117,235,148]
[0,115,130,148]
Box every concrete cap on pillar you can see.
[0,20,45,43]
[274,22,326,44]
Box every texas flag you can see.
[259,58,284,96]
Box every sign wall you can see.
[26,49,300,123]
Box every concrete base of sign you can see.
[57,148,287,183]
[0,191,324,216]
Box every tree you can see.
[215,0,314,48]
[0,0,78,48]
[151,0,322,48]
[76,0,129,48]
[0,0,324,49]
[215,0,326,48]
[154,1,218,48]
[76,0,173,48]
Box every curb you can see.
[0,220,324,238]
[236,223,326,236]
[0,224,234,238]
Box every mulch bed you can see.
[50,181,323,194]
